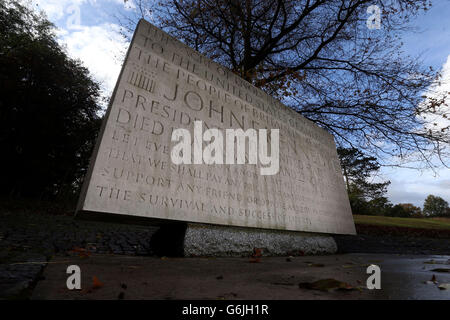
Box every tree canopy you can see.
[423,195,449,217]
[120,0,449,169]
[337,147,391,215]
[0,1,102,199]
[389,203,422,218]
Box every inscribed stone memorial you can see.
[77,19,356,235]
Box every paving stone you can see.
[0,211,158,299]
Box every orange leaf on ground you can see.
[249,248,262,263]
[299,279,356,292]
[252,248,262,258]
[92,276,103,289]
[70,247,91,258]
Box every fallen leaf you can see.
[249,248,262,263]
[430,268,450,273]
[92,276,103,289]
[308,263,325,268]
[271,282,296,286]
[217,292,238,299]
[86,243,97,252]
[299,279,355,292]
[252,248,262,258]
[249,257,261,263]
[424,274,437,285]
[438,283,450,290]
[70,247,91,258]
[424,259,450,265]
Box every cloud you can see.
[385,53,450,208]
[385,166,450,207]
[32,0,88,21]
[31,0,135,24]
[437,179,450,189]
[58,23,128,96]
[24,0,129,99]
[421,54,450,133]
[387,184,426,206]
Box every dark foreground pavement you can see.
[31,253,450,300]
[2,210,450,299]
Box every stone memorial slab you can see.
[77,19,356,236]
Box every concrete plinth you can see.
[150,223,337,257]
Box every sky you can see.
[377,1,450,208]
[24,0,450,208]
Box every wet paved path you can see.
[2,211,450,299]
[31,253,450,300]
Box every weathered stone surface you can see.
[77,19,355,235]
[183,224,337,256]
[0,252,46,299]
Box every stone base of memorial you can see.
[150,223,337,257]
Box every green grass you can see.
[353,215,450,230]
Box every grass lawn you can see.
[353,215,450,230]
